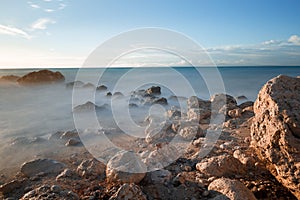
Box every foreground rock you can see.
[251,75,300,198]
[109,183,147,200]
[21,158,65,177]
[17,69,65,85]
[208,178,257,200]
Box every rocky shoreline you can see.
[0,70,299,199]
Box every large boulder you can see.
[208,178,257,200]
[17,69,65,85]
[251,75,300,198]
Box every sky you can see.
[0,0,300,67]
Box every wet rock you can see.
[66,81,84,89]
[17,69,65,85]
[236,95,248,100]
[196,154,246,178]
[73,101,107,112]
[187,96,211,109]
[21,158,65,177]
[251,75,300,198]
[82,83,95,89]
[208,178,257,200]
[109,183,147,200]
[106,92,112,96]
[106,151,146,184]
[238,101,254,109]
[60,130,78,140]
[166,109,181,120]
[96,85,108,91]
[77,158,106,179]
[146,86,161,95]
[153,97,168,105]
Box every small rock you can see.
[153,97,168,105]
[0,180,22,194]
[109,183,147,200]
[144,169,172,184]
[146,86,161,95]
[96,85,108,91]
[65,138,81,146]
[51,185,62,193]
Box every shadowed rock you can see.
[21,159,65,177]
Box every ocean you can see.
[0,66,299,172]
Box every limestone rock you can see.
[251,75,300,198]
[0,180,23,194]
[77,158,106,179]
[21,158,65,177]
[17,69,65,85]
[196,154,246,177]
[208,178,257,200]
[187,96,211,109]
[210,94,237,112]
[109,183,147,200]
[144,169,172,184]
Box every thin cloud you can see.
[31,18,56,30]
[0,24,31,39]
[58,3,66,10]
[30,4,40,9]
[44,9,55,13]
[288,35,300,45]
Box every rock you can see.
[0,75,20,83]
[233,150,255,167]
[146,86,161,95]
[17,69,65,85]
[208,178,257,200]
[77,158,106,179]
[178,125,204,140]
[21,185,79,200]
[228,108,242,118]
[187,96,211,109]
[56,169,76,181]
[96,85,108,91]
[109,183,147,200]
[106,92,112,96]
[187,108,211,122]
[129,103,138,108]
[0,180,23,194]
[144,169,172,184]
[65,81,84,89]
[113,92,124,97]
[82,83,95,89]
[238,101,254,109]
[166,109,181,120]
[21,158,65,177]
[60,130,78,140]
[106,151,146,184]
[236,95,248,100]
[65,138,81,146]
[210,94,237,111]
[145,121,174,144]
[251,75,300,198]
[196,154,246,178]
[73,101,107,112]
[153,97,168,105]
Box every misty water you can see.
[0,66,300,175]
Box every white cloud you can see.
[0,24,31,39]
[288,35,300,45]
[30,4,40,9]
[31,18,56,30]
[58,3,66,10]
[44,9,55,13]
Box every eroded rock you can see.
[21,159,65,177]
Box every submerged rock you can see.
[208,178,257,200]
[73,101,107,112]
[21,158,65,177]
[65,81,84,89]
[17,69,65,85]
[251,75,300,198]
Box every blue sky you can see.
[0,0,300,67]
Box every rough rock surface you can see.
[208,178,257,200]
[251,75,300,198]
[17,69,65,85]
[106,151,146,184]
[146,86,161,95]
[21,158,65,177]
[196,154,246,178]
[0,75,20,83]
[109,183,147,200]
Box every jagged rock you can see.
[106,151,146,184]
[178,125,204,140]
[238,101,254,109]
[0,75,20,83]
[109,183,147,200]
[21,159,65,177]
[96,85,108,91]
[17,70,65,85]
[187,108,211,122]
[77,158,106,179]
[166,109,181,120]
[56,169,77,181]
[145,121,175,144]
[65,81,84,89]
[251,75,300,198]
[228,108,242,118]
[21,185,79,200]
[196,154,246,178]
[208,178,257,200]
[106,92,112,96]
[146,86,161,95]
